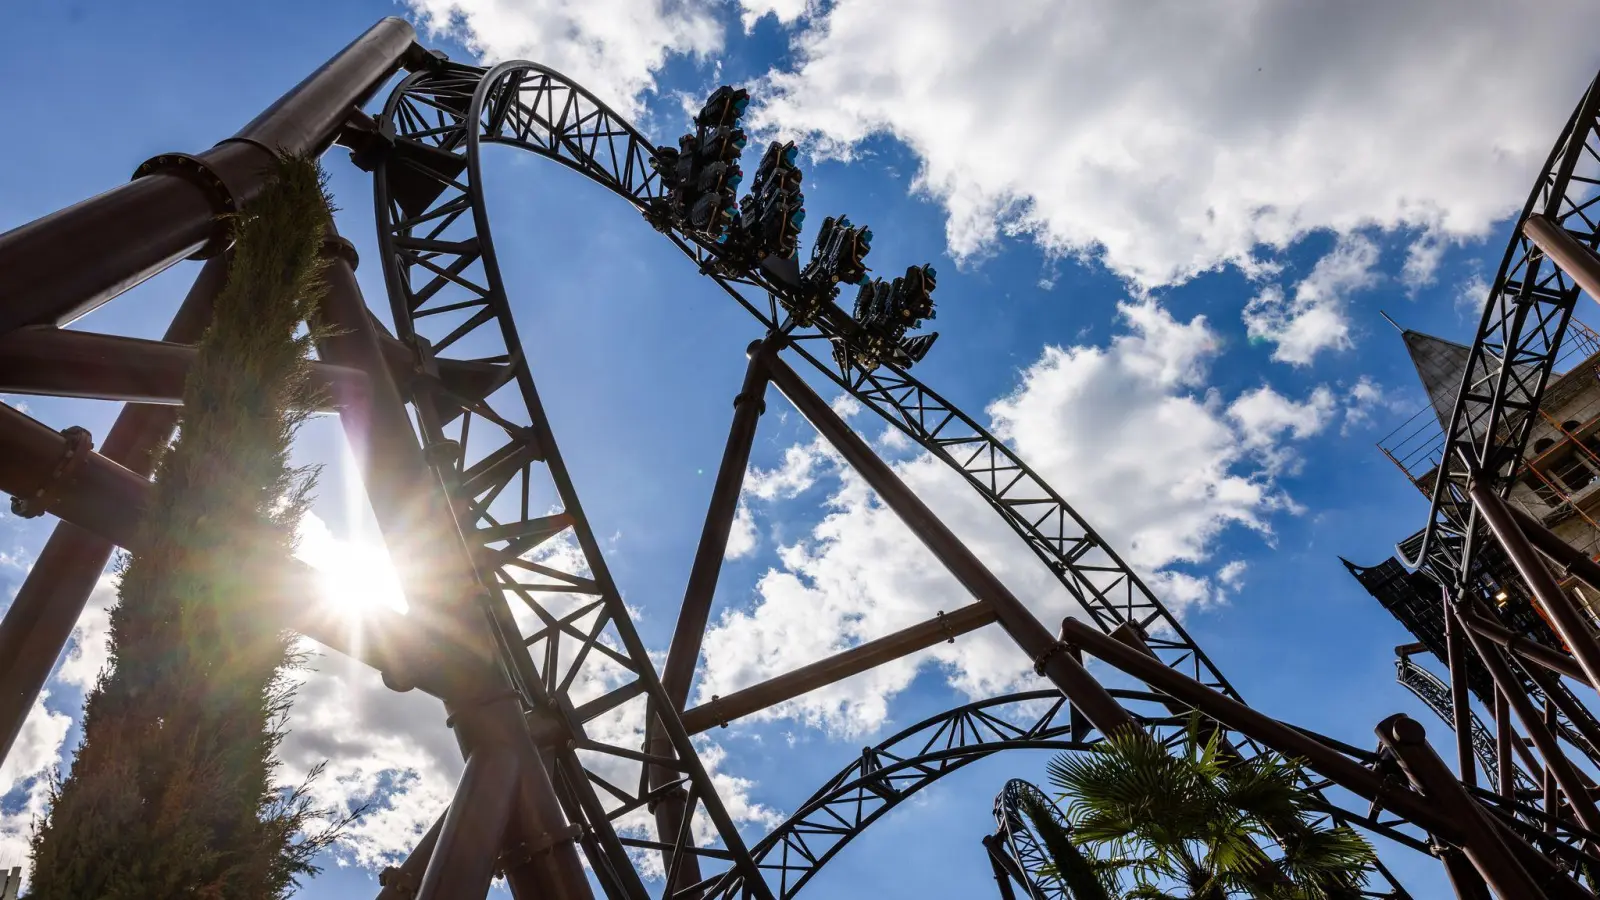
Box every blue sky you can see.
[3,1,1600,898]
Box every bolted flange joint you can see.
[132,152,240,259]
[12,426,93,519]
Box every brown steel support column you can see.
[659,339,776,711]
[1497,690,1517,802]
[1376,715,1545,899]
[1056,617,1456,840]
[1447,600,1479,785]
[311,232,590,900]
[1471,480,1600,702]
[1526,214,1600,304]
[680,602,997,734]
[1437,847,1493,900]
[1457,613,1600,833]
[0,17,419,336]
[1505,501,1600,599]
[0,255,227,767]
[763,352,1135,735]
[646,339,774,893]
[415,747,520,900]
[1459,607,1591,686]
[981,835,1023,900]
[0,326,366,409]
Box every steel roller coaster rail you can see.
[4,17,1600,900]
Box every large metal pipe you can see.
[0,389,421,694]
[0,17,419,335]
[1446,596,1479,785]
[311,232,591,899]
[1505,500,1600,600]
[0,326,366,409]
[0,403,159,543]
[680,601,997,735]
[0,255,226,767]
[763,352,1135,735]
[1457,612,1600,834]
[1525,214,1600,305]
[1497,691,1516,802]
[1055,617,1456,841]
[659,340,775,711]
[648,339,773,895]
[414,747,520,900]
[1470,480,1600,702]
[1458,606,1591,686]
[1376,715,1545,899]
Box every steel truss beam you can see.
[1378,68,1600,878]
[1394,652,1538,798]
[358,55,1476,899]
[990,779,1072,900]
[5,22,1591,900]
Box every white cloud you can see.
[697,302,1325,735]
[1217,561,1248,592]
[1341,375,1404,434]
[739,0,808,31]
[1226,384,1336,474]
[403,0,723,116]
[1243,236,1380,365]
[1456,272,1492,315]
[725,502,758,559]
[746,0,1600,287]
[745,438,829,500]
[56,576,117,692]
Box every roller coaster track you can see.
[991,779,1072,900]
[368,58,1600,898]
[1394,656,1538,797]
[1402,73,1600,590]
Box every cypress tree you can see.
[29,155,345,899]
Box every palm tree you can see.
[1021,721,1376,899]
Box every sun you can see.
[294,512,409,619]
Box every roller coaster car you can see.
[696,85,750,128]
[750,141,803,196]
[895,264,937,325]
[803,215,872,287]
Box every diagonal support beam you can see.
[1459,605,1591,686]
[1470,478,1600,703]
[1456,604,1600,835]
[680,602,997,735]
[0,18,422,337]
[764,350,1135,735]
[1377,714,1544,899]
[0,325,367,409]
[1504,499,1600,599]
[1056,616,1455,841]
[648,336,776,895]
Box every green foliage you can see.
[1037,719,1376,900]
[1019,793,1117,900]
[27,155,352,899]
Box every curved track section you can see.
[743,690,1145,899]
[1404,73,1600,585]
[366,59,1597,898]
[992,779,1072,900]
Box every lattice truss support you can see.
[4,17,1600,900]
